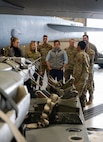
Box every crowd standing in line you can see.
[1,34,98,111]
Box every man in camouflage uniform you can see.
[73,41,90,110]
[39,35,52,74]
[83,35,96,105]
[85,43,95,105]
[83,34,98,62]
[65,39,77,82]
[39,35,52,87]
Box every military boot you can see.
[86,94,93,105]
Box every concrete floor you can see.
[85,64,103,128]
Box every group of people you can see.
[1,34,98,111]
[64,35,97,110]
[46,35,97,111]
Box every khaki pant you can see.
[75,73,89,108]
[64,69,73,82]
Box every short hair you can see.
[43,35,48,38]
[69,38,74,42]
[54,40,60,45]
[83,34,89,39]
[78,41,86,50]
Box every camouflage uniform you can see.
[39,43,52,87]
[73,50,90,108]
[85,48,95,103]
[89,42,98,62]
[65,46,77,81]
[4,46,10,56]
[39,43,52,74]
[26,50,41,60]
[25,50,41,96]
